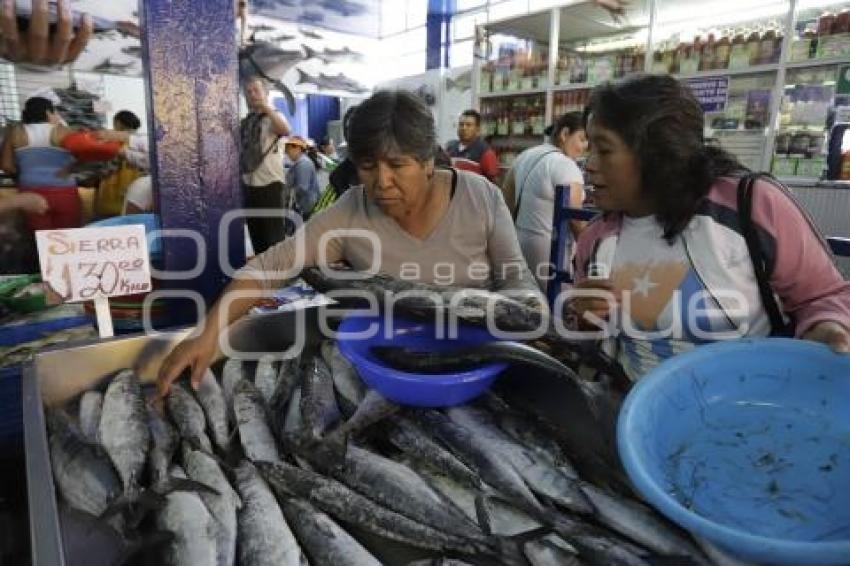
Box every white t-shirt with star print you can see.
[609,215,734,380]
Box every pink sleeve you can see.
[751,179,850,336]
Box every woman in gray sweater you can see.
[159,89,539,393]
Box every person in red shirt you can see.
[446,110,500,183]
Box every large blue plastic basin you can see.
[336,313,507,407]
[618,338,850,564]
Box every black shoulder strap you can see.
[737,173,791,336]
[514,148,560,220]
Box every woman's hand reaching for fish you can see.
[1,0,92,66]
[802,320,850,353]
[157,332,218,398]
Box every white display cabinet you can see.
[472,0,850,182]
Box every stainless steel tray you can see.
[23,306,619,565]
[23,308,322,566]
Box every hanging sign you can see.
[685,77,729,112]
[35,225,152,338]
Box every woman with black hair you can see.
[570,74,850,380]
[0,96,79,229]
[95,109,143,217]
[158,90,539,392]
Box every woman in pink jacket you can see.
[569,75,850,381]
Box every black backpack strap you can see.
[737,173,790,336]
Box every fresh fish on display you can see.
[147,403,178,491]
[221,358,247,425]
[303,45,365,64]
[99,369,150,498]
[524,537,583,566]
[47,409,122,518]
[579,483,705,560]
[235,461,303,566]
[318,388,399,461]
[182,444,240,566]
[254,355,279,406]
[165,383,213,453]
[156,466,218,566]
[295,69,369,93]
[195,369,231,455]
[386,415,482,489]
[78,390,103,444]
[233,379,280,463]
[415,466,542,537]
[318,0,369,17]
[281,498,381,566]
[256,460,503,559]
[299,355,341,442]
[414,409,544,515]
[238,41,300,114]
[321,340,365,413]
[444,405,593,515]
[318,444,483,540]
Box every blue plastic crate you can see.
[0,316,91,347]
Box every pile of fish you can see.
[46,336,713,566]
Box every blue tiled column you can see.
[427,0,456,70]
[140,0,244,321]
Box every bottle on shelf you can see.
[759,25,777,65]
[700,31,716,71]
[834,7,850,35]
[818,11,836,37]
[746,28,761,66]
[714,30,731,69]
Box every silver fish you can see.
[281,498,380,566]
[386,415,481,489]
[483,394,579,479]
[254,355,278,406]
[299,27,323,40]
[322,340,365,414]
[256,460,493,557]
[221,359,248,426]
[147,403,178,490]
[414,465,541,537]
[414,410,542,515]
[182,444,241,566]
[295,69,369,94]
[300,356,341,441]
[157,466,218,566]
[166,384,213,453]
[47,409,121,517]
[233,379,280,463]
[78,390,103,444]
[196,369,231,454]
[324,445,483,540]
[320,389,398,457]
[524,536,582,566]
[446,406,592,515]
[579,483,704,559]
[99,369,150,497]
[235,461,303,566]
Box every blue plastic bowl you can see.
[336,313,508,407]
[618,338,850,564]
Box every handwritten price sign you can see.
[35,225,152,303]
